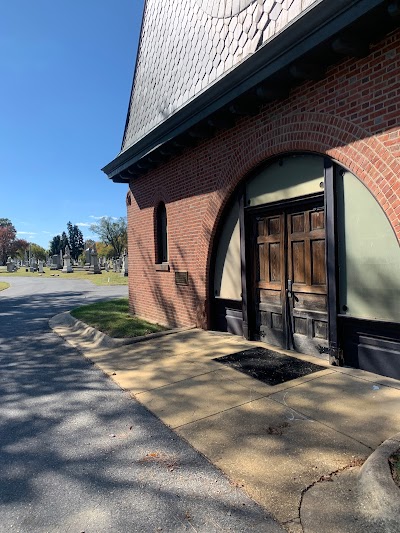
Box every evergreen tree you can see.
[49,235,62,256]
[67,221,84,261]
[60,231,69,254]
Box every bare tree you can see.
[89,217,127,257]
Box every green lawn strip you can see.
[0,267,127,286]
[70,298,167,338]
[0,282,10,291]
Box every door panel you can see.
[254,201,328,357]
[287,205,328,356]
[255,213,285,347]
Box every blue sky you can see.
[0,1,144,249]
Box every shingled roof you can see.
[103,0,398,181]
[122,0,319,153]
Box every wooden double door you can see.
[253,198,329,357]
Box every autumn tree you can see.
[13,239,29,260]
[0,219,30,264]
[0,218,14,228]
[30,243,47,261]
[89,217,127,257]
[95,241,114,259]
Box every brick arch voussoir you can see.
[219,113,396,199]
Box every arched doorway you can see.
[210,153,400,377]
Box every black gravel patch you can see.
[214,347,326,386]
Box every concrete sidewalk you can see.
[51,314,400,532]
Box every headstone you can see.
[85,248,91,267]
[90,244,101,274]
[6,257,17,272]
[62,245,73,273]
[59,250,63,269]
[105,261,109,272]
[38,260,44,273]
[29,256,37,272]
[50,254,60,270]
[121,249,128,277]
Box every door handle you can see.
[287,279,293,298]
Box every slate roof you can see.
[121,0,319,154]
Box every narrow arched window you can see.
[156,202,168,263]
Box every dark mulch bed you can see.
[214,347,325,386]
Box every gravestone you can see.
[38,260,44,273]
[90,245,101,274]
[6,257,17,272]
[50,254,60,270]
[121,249,128,277]
[30,256,37,272]
[85,248,91,268]
[62,245,73,273]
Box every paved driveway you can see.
[0,277,282,532]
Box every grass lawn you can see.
[0,282,9,291]
[70,298,168,338]
[0,266,128,286]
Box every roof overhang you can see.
[103,0,400,183]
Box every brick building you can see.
[103,0,400,379]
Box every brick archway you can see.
[195,112,400,327]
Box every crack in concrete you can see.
[293,457,366,533]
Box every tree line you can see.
[0,217,127,265]
[0,218,29,265]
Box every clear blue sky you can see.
[0,0,144,250]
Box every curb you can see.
[358,432,400,532]
[49,311,196,350]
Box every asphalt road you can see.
[0,277,283,533]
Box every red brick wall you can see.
[126,28,400,329]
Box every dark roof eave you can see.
[102,0,387,180]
